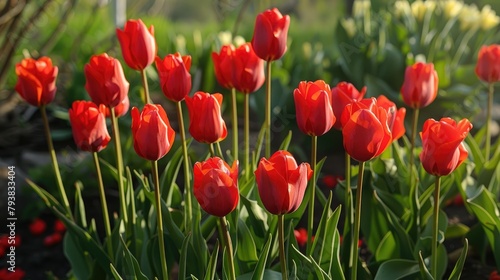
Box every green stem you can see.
[344,152,353,268]
[220,216,236,280]
[486,83,494,161]
[92,152,113,261]
[265,61,272,158]
[176,101,193,233]
[431,176,441,280]
[209,143,215,157]
[244,93,250,180]
[306,135,317,254]
[110,107,128,224]
[140,69,151,104]
[351,161,366,280]
[216,142,225,162]
[278,214,289,280]
[409,108,420,189]
[152,160,169,280]
[40,105,73,219]
[231,87,238,161]
[451,28,476,68]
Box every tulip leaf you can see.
[465,134,485,173]
[279,130,292,151]
[374,259,420,280]
[73,181,88,229]
[110,264,124,280]
[236,218,259,262]
[204,240,219,280]
[250,233,273,280]
[160,138,191,205]
[179,233,192,280]
[375,232,398,261]
[63,232,93,280]
[445,223,470,239]
[417,251,433,280]
[117,235,148,280]
[252,124,267,170]
[448,239,468,280]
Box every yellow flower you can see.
[353,0,371,17]
[479,5,500,30]
[458,5,481,30]
[341,18,357,38]
[394,0,411,18]
[441,0,464,19]
[411,0,436,22]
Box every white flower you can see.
[394,0,411,18]
[479,5,500,30]
[441,0,464,19]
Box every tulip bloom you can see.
[331,82,366,130]
[29,218,46,236]
[376,95,406,141]
[294,80,336,136]
[84,53,130,108]
[475,45,500,83]
[294,228,308,247]
[400,62,438,109]
[193,157,239,217]
[251,8,290,61]
[69,101,111,153]
[255,150,312,215]
[232,43,265,94]
[420,118,472,176]
[341,98,392,162]
[185,91,227,143]
[131,104,175,161]
[155,53,192,102]
[116,19,157,71]
[212,44,235,89]
[15,57,58,107]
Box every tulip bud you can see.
[84,53,130,108]
[251,8,290,61]
[193,157,239,217]
[155,53,192,102]
[232,43,265,94]
[475,45,500,83]
[419,118,472,176]
[400,62,438,109]
[341,98,392,162]
[131,104,175,161]
[116,19,157,70]
[185,91,227,143]
[212,44,236,89]
[69,101,111,153]
[294,80,336,136]
[255,150,312,215]
[331,82,366,130]
[15,57,58,107]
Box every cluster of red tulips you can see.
[12,5,500,279]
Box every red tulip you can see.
[99,96,130,118]
[294,228,308,247]
[490,270,500,280]
[155,53,192,102]
[54,219,66,233]
[419,118,472,176]
[0,267,25,280]
[44,232,63,247]
[232,43,265,94]
[116,19,157,70]
[322,175,344,189]
[193,157,239,217]
[84,53,129,108]
[69,101,111,153]
[0,234,21,248]
[341,98,392,162]
[212,44,235,89]
[376,95,406,141]
[294,80,335,136]
[255,150,312,215]
[331,82,367,130]
[475,45,500,83]
[185,91,227,143]
[15,56,58,107]
[251,8,290,61]
[29,218,46,236]
[400,62,438,109]
[131,104,175,161]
